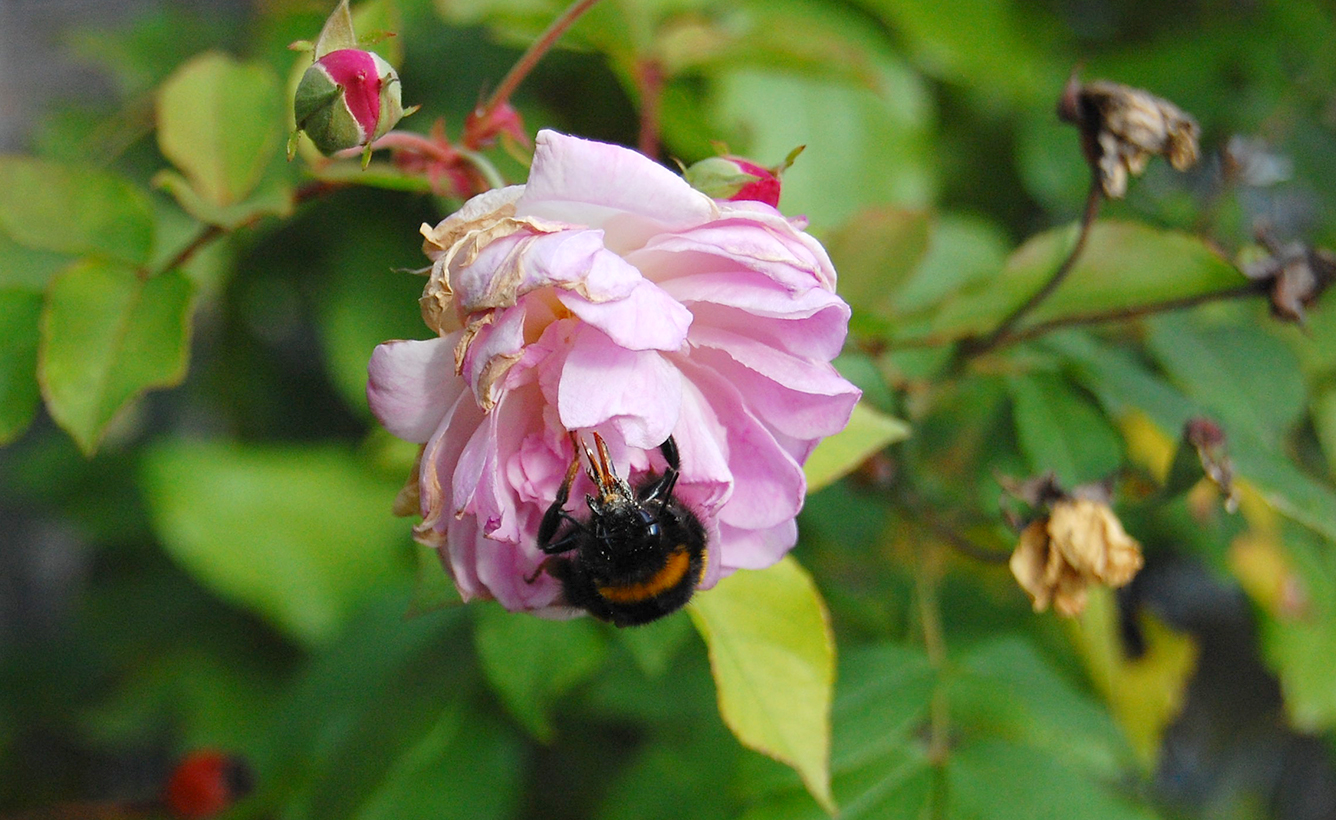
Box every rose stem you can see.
[913,538,951,765]
[478,0,606,122]
[959,176,1104,357]
[637,58,665,160]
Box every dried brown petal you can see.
[1059,74,1200,198]
[1243,235,1336,324]
[1009,498,1144,616]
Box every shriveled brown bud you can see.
[1058,72,1200,198]
[1243,230,1336,324]
[1009,498,1144,616]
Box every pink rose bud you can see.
[294,48,405,155]
[368,131,860,622]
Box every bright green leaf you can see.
[1007,371,1123,486]
[139,442,411,646]
[473,605,609,741]
[689,556,836,813]
[40,261,194,454]
[0,289,43,444]
[157,51,286,209]
[0,156,154,267]
[805,403,911,493]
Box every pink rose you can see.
[368,130,860,618]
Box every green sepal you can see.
[313,0,357,59]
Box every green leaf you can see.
[268,600,523,820]
[924,221,1247,343]
[139,442,412,646]
[702,14,936,228]
[0,231,76,292]
[1006,372,1124,486]
[157,51,287,210]
[0,156,154,267]
[946,738,1156,820]
[738,643,936,820]
[406,543,462,618]
[858,0,1057,104]
[1312,385,1336,478]
[39,262,194,454]
[689,556,836,813]
[0,289,43,444]
[1144,311,1307,448]
[473,605,609,742]
[1256,525,1336,731]
[615,612,695,678]
[824,207,933,322]
[805,403,911,493]
[153,166,293,230]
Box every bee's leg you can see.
[537,447,584,554]
[637,435,681,506]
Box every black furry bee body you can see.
[533,433,707,627]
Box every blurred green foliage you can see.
[3,0,1336,818]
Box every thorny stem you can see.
[959,177,1104,357]
[637,58,665,160]
[478,0,606,122]
[914,539,951,766]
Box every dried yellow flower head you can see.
[1059,74,1200,198]
[1009,498,1144,616]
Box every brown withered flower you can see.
[1058,72,1201,198]
[1009,496,1144,616]
[1243,229,1336,324]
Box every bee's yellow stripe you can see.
[597,547,691,604]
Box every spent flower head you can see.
[1059,72,1200,198]
[1002,475,1143,616]
[368,131,860,618]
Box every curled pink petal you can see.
[367,336,463,443]
[372,130,861,620]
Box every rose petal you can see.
[517,130,717,252]
[367,335,464,443]
[557,278,693,352]
[557,326,682,449]
[717,519,799,571]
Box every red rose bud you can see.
[293,48,405,156]
[161,750,254,819]
[684,156,782,206]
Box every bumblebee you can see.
[531,432,707,627]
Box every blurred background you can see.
[2,0,1336,818]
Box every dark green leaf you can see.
[0,289,43,444]
[140,442,412,646]
[40,262,194,454]
[0,156,155,267]
[1145,311,1307,448]
[473,605,609,741]
[690,556,836,813]
[1007,371,1123,486]
[924,221,1247,343]
[946,738,1155,820]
